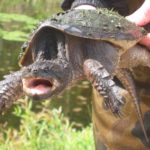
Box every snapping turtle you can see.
[0,8,150,141]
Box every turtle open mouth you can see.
[22,77,58,99]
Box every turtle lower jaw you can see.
[22,77,60,100]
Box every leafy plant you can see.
[0,99,94,150]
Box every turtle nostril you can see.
[33,69,38,73]
[44,67,49,72]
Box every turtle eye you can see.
[18,41,29,61]
[21,41,29,52]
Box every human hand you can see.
[126,0,150,49]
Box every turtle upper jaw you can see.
[22,76,61,100]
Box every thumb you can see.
[139,33,150,49]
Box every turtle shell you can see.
[46,8,146,49]
[19,8,147,66]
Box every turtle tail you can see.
[116,68,149,142]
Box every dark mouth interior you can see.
[29,79,53,88]
[23,78,54,96]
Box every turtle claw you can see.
[109,86,125,116]
[105,92,125,117]
[103,96,125,118]
[114,110,124,118]
[101,89,124,117]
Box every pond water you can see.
[0,0,61,78]
[0,0,92,127]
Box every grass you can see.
[0,99,94,150]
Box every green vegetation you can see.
[0,99,94,150]
[0,0,61,41]
[0,13,38,41]
[0,0,63,75]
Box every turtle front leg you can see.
[83,59,125,116]
[0,70,23,111]
[116,68,149,142]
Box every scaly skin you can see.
[83,59,125,116]
[22,59,72,100]
[0,71,23,111]
[116,68,149,142]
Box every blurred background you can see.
[0,0,94,149]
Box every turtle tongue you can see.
[22,78,53,96]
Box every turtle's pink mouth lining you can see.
[22,78,54,96]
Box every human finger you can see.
[139,33,150,49]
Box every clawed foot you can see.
[94,78,125,117]
[83,59,125,117]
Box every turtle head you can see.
[22,59,72,100]
[20,23,74,100]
